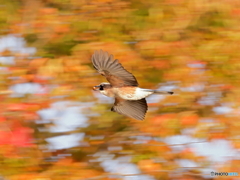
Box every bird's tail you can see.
[142,89,174,95]
[154,90,174,95]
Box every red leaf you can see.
[11,127,33,147]
[0,131,11,145]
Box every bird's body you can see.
[92,50,173,120]
[97,83,154,100]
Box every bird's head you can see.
[92,83,111,91]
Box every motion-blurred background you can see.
[0,0,239,179]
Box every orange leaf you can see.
[8,103,26,111]
[39,8,58,14]
[138,159,162,172]
[180,148,196,160]
[181,114,199,127]
[22,112,39,121]
[0,116,6,122]
[209,132,226,140]
[54,24,70,33]
[29,58,48,69]
[151,114,177,126]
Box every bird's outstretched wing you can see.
[91,50,138,87]
[111,98,147,120]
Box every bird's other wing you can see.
[111,98,147,120]
[91,50,138,87]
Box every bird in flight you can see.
[92,50,173,120]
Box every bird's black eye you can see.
[99,85,104,91]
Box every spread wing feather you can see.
[92,50,138,87]
[111,98,147,120]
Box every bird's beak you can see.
[93,85,100,91]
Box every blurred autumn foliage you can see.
[0,0,240,179]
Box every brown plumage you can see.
[92,50,173,120]
[92,50,138,87]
